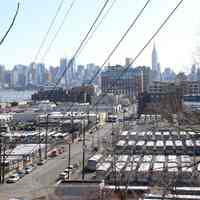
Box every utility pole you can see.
[0,136,2,184]
[123,109,125,129]
[38,116,41,161]
[68,142,71,180]
[2,141,5,184]
[82,118,85,180]
[82,91,87,180]
[45,113,49,160]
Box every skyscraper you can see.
[11,65,28,88]
[152,43,161,81]
[0,65,5,87]
[35,63,46,86]
[57,58,67,86]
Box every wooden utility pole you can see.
[0,136,2,184]
[82,118,85,180]
[45,114,49,160]
[38,116,42,161]
[68,142,71,180]
[2,142,5,184]
[82,91,87,180]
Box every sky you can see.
[0,0,200,73]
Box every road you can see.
[0,123,112,200]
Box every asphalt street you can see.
[0,123,112,200]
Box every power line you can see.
[66,0,152,113]
[53,0,111,87]
[77,0,118,57]
[93,0,184,109]
[0,3,20,46]
[33,0,65,62]
[40,0,77,62]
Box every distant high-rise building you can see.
[56,58,67,86]
[76,65,85,84]
[197,68,200,81]
[188,64,197,81]
[4,70,12,88]
[49,66,59,83]
[135,66,151,93]
[69,58,76,79]
[11,65,27,88]
[27,62,36,86]
[35,63,46,86]
[0,65,5,86]
[152,43,161,81]
[84,63,100,85]
[162,67,176,81]
[125,57,133,67]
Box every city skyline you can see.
[0,0,200,73]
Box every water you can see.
[0,89,36,102]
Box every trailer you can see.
[195,140,200,155]
[138,131,146,140]
[96,162,111,178]
[171,131,179,140]
[136,140,146,152]
[116,140,126,152]
[108,162,126,184]
[167,162,178,181]
[142,155,153,163]
[165,140,174,154]
[117,155,129,163]
[180,162,193,184]
[86,154,103,171]
[185,139,194,154]
[137,162,150,183]
[168,155,177,163]
[151,162,164,183]
[146,141,155,153]
[146,131,153,140]
[123,162,138,184]
[155,131,162,140]
[155,155,165,163]
[156,140,164,152]
[129,131,137,140]
[175,140,184,154]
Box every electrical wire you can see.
[53,0,111,87]
[92,0,184,109]
[66,0,152,113]
[77,0,118,57]
[40,0,77,62]
[33,0,65,62]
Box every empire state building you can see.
[152,43,161,81]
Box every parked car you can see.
[7,174,20,183]
[37,159,46,166]
[25,166,34,174]
[68,165,74,170]
[59,172,69,181]
[16,170,26,178]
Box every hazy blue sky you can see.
[0,0,199,73]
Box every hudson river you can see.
[0,89,36,102]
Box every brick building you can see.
[101,65,150,98]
